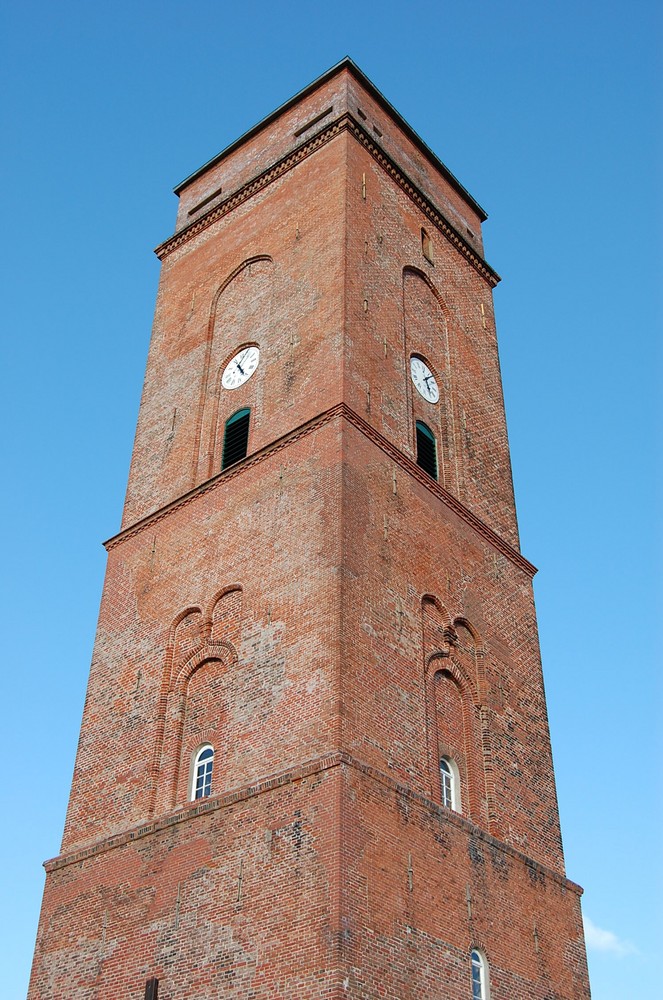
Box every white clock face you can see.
[221,347,260,390]
[410,357,439,403]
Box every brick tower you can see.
[28,60,591,999]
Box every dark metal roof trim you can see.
[173,57,488,222]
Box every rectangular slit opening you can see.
[188,185,224,217]
[294,106,333,137]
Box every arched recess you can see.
[149,588,245,818]
[159,641,237,811]
[194,256,274,483]
[454,616,479,647]
[422,595,490,824]
[208,585,243,645]
[170,607,204,680]
[147,607,204,816]
[433,670,466,811]
[451,615,497,833]
[452,616,484,690]
[402,267,458,492]
[421,596,451,795]
[426,656,482,821]
[422,594,453,654]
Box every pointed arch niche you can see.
[172,607,204,667]
[403,268,457,492]
[150,587,244,815]
[210,585,242,645]
[194,256,274,482]
[161,644,237,810]
[421,596,491,826]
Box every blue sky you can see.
[1,2,659,997]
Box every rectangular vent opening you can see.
[416,423,438,480]
[294,106,333,137]
[222,410,250,470]
[188,184,224,217]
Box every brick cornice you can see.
[106,404,535,577]
[341,405,534,575]
[155,114,500,288]
[345,118,499,286]
[106,405,342,551]
[45,750,580,898]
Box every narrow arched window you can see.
[191,744,214,800]
[440,758,453,808]
[471,949,489,999]
[416,421,438,480]
[440,756,461,812]
[222,408,250,470]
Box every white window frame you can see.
[471,948,490,1000]
[190,744,214,801]
[439,756,461,813]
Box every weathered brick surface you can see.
[29,61,590,999]
[122,138,347,528]
[32,776,342,999]
[341,764,588,1000]
[62,423,343,851]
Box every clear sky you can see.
[1,2,659,997]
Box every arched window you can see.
[439,756,461,812]
[191,744,214,800]
[222,408,250,470]
[471,949,489,999]
[415,420,437,480]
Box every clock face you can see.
[221,347,260,390]
[410,357,439,403]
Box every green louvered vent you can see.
[416,421,438,480]
[222,408,250,470]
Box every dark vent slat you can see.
[416,422,438,480]
[222,410,250,470]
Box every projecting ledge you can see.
[44,748,580,900]
[105,404,536,579]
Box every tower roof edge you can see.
[173,58,488,222]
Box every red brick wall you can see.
[31,761,588,999]
[32,776,342,999]
[343,135,519,546]
[122,137,347,528]
[342,764,588,1000]
[29,62,589,1000]
[338,417,563,870]
[62,421,344,852]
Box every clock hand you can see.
[235,348,255,376]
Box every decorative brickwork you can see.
[28,59,590,999]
